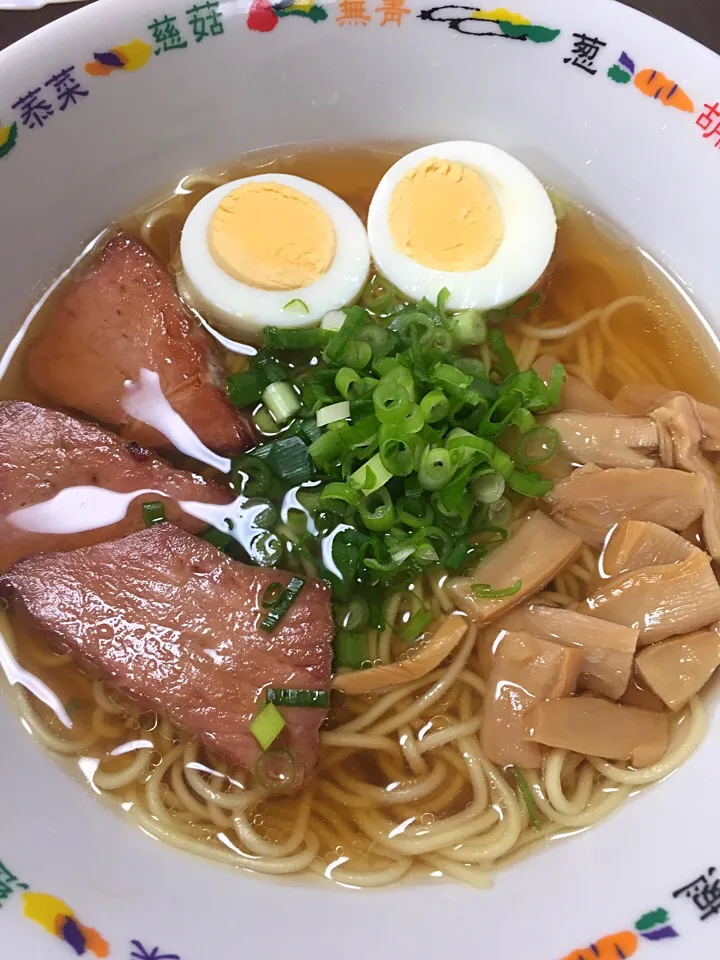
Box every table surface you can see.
[0,0,719,52]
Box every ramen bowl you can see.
[1,0,720,958]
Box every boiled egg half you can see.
[180,174,370,336]
[367,142,556,311]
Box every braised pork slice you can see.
[601,520,695,577]
[0,401,232,572]
[581,548,720,646]
[0,525,334,779]
[533,355,615,415]
[500,604,638,700]
[447,511,581,623]
[26,232,254,455]
[545,412,658,469]
[481,630,581,767]
[547,465,704,546]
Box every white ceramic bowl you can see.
[1,1,720,958]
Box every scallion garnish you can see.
[142,501,166,527]
[516,426,558,466]
[358,488,396,532]
[262,380,300,424]
[227,369,267,408]
[317,400,350,427]
[401,609,434,644]
[511,767,541,830]
[241,280,566,641]
[266,688,329,708]
[259,576,306,632]
[251,436,313,484]
[250,702,286,751]
[334,631,369,670]
[471,579,523,600]
[350,453,393,495]
[283,298,310,314]
[261,582,283,608]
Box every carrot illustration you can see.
[561,930,639,960]
[633,69,694,112]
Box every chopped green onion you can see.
[259,576,306,631]
[350,453,393,495]
[227,369,266,407]
[250,702,286,750]
[201,526,244,559]
[255,354,288,384]
[431,363,472,399]
[321,309,346,332]
[442,539,480,573]
[418,446,455,491]
[335,367,365,400]
[516,426,558,466]
[511,767,541,830]
[265,325,333,350]
[249,530,284,567]
[334,631,369,670]
[511,407,536,434]
[470,472,505,504]
[377,422,416,477]
[253,404,281,435]
[419,389,449,424]
[505,291,543,321]
[401,608,434,644]
[142,501,165,527]
[262,381,300,424]
[292,417,322,446]
[320,482,361,516]
[357,324,396,363]
[231,455,273,496]
[436,287,451,317]
[335,597,369,631]
[453,309,487,345]
[251,437,313,484]
[323,306,368,365]
[309,430,344,467]
[488,328,519,378]
[266,688,329,708]
[261,582,283,608]
[283,298,309,314]
[343,339,373,370]
[361,275,396,314]
[488,496,512,528]
[373,380,411,423]
[317,400,350,427]
[506,468,553,498]
[65,696,84,715]
[358,489,396,532]
[421,327,453,354]
[471,579,522,599]
[397,496,434,529]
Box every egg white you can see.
[367,141,557,312]
[180,174,371,337]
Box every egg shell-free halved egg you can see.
[367,141,557,312]
[180,174,371,338]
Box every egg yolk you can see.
[388,158,504,272]
[209,182,336,291]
